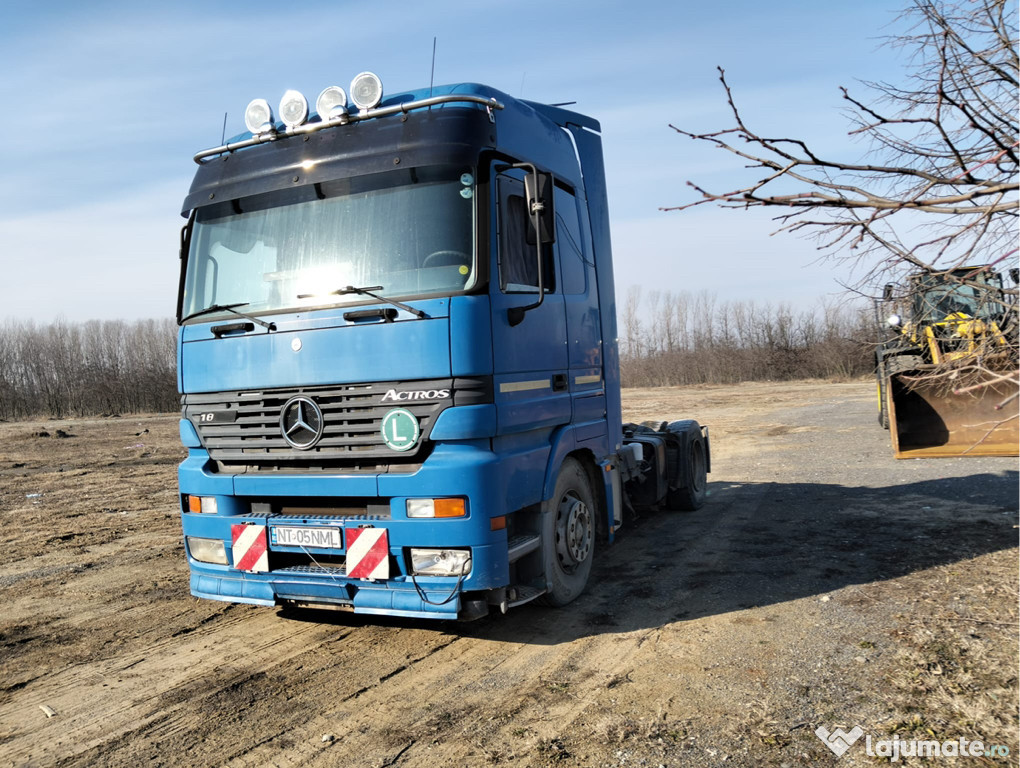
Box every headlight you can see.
[244,98,275,135]
[409,548,472,577]
[316,85,348,120]
[279,89,309,128]
[187,536,228,565]
[886,314,902,328]
[349,71,383,110]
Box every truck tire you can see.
[666,422,707,512]
[540,457,595,607]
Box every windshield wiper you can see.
[297,285,427,319]
[181,302,276,331]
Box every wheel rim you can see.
[555,492,592,572]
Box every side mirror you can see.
[523,171,556,246]
[177,210,197,324]
[1010,268,1019,285]
[882,283,894,302]
[508,164,555,327]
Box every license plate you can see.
[270,526,343,550]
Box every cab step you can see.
[507,584,546,608]
[507,533,541,562]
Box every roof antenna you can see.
[221,112,228,144]
[520,72,527,98]
[429,37,437,99]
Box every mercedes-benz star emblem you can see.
[280,396,325,450]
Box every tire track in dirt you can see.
[212,482,773,768]
[10,615,466,768]
[0,610,328,766]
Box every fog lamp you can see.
[316,85,348,120]
[187,536,228,565]
[409,548,472,577]
[406,498,466,518]
[350,71,383,110]
[279,89,309,128]
[244,98,275,135]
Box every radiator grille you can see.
[182,378,488,472]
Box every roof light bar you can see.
[195,89,504,164]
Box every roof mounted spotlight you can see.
[244,98,275,135]
[316,85,349,121]
[349,71,383,111]
[279,89,309,129]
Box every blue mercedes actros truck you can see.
[176,73,709,620]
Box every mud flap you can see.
[889,373,1019,458]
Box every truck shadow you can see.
[476,470,1019,644]
[279,471,1017,641]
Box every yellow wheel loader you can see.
[875,266,1018,458]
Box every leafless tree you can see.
[665,0,1018,403]
[619,292,872,387]
[0,318,178,420]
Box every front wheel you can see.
[541,458,596,607]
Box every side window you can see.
[556,187,586,295]
[498,176,555,293]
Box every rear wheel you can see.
[667,422,707,511]
[541,458,595,607]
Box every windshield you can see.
[181,165,476,320]
[914,271,1004,322]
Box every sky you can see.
[0,0,914,323]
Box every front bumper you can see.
[179,441,514,620]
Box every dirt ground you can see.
[0,380,1016,768]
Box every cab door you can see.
[556,186,606,446]
[489,168,570,437]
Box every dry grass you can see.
[882,549,1019,755]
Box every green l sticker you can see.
[381,408,420,452]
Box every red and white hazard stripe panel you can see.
[346,528,390,580]
[231,524,268,572]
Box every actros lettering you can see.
[381,388,450,402]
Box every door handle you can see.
[552,373,568,392]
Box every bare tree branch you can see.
[665,0,1018,407]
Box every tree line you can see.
[0,318,178,420]
[619,288,873,387]
[0,302,873,421]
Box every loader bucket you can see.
[888,374,1019,458]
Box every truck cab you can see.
[177,76,708,620]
